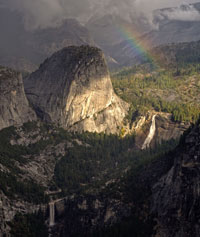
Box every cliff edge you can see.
[0,66,36,130]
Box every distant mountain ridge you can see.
[151,40,200,67]
[1,2,200,70]
[86,13,151,68]
[0,7,95,72]
[139,2,200,49]
[86,2,200,67]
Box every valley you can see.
[0,1,200,236]
[0,43,199,236]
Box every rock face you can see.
[154,113,190,144]
[0,66,36,130]
[132,112,190,149]
[24,45,129,134]
[152,122,200,237]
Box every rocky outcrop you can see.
[0,66,36,130]
[24,45,129,134]
[154,113,190,144]
[132,112,190,149]
[152,122,200,237]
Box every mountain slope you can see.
[86,14,149,68]
[91,3,200,67]
[152,121,200,237]
[151,40,200,67]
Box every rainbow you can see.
[115,23,157,66]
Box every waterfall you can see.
[142,115,156,150]
[49,202,55,226]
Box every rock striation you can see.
[24,45,129,134]
[0,66,36,130]
[152,121,200,237]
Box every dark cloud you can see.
[1,0,198,30]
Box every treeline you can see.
[151,40,200,70]
[126,97,200,123]
[112,68,181,90]
[9,211,48,237]
[54,132,135,195]
[54,130,178,197]
[111,63,200,123]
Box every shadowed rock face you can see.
[152,122,200,237]
[0,66,36,130]
[24,45,129,133]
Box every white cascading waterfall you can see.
[49,201,55,227]
[142,115,157,150]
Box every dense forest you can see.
[0,121,178,236]
[9,211,48,237]
[111,62,200,123]
[0,122,176,203]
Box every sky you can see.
[0,0,199,30]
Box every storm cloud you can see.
[157,4,200,22]
[1,0,198,30]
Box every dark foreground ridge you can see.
[152,121,200,237]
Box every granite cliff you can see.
[127,111,190,149]
[0,66,36,130]
[24,45,129,134]
[152,121,200,237]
